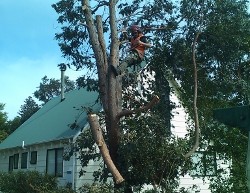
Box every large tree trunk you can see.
[82,0,123,182]
[107,0,122,164]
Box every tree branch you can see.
[88,114,125,184]
[96,15,108,69]
[96,15,109,112]
[184,32,200,159]
[92,1,109,14]
[117,95,160,119]
[109,0,119,65]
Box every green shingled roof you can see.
[0,88,101,150]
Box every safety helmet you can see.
[130,25,141,33]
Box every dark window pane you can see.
[21,152,28,169]
[9,156,14,172]
[56,148,63,177]
[13,154,19,169]
[30,151,37,164]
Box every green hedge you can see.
[0,170,75,193]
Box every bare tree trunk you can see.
[82,0,123,181]
[107,0,122,164]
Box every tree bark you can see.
[107,0,122,164]
[82,0,108,111]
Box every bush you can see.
[0,170,75,193]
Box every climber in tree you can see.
[110,25,152,77]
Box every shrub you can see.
[0,170,75,193]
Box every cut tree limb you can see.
[117,95,160,119]
[88,114,125,184]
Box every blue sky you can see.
[0,0,82,119]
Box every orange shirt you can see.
[130,34,146,59]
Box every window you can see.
[21,152,28,169]
[13,153,19,169]
[46,148,63,177]
[30,151,37,164]
[9,156,14,172]
[190,151,217,177]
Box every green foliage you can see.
[78,183,114,193]
[117,114,191,191]
[18,96,40,124]
[0,103,9,142]
[152,0,250,192]
[0,103,22,140]
[0,170,75,193]
[5,116,21,134]
[34,75,76,104]
[0,130,8,143]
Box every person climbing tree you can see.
[110,25,152,76]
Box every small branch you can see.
[117,95,160,119]
[92,1,109,14]
[88,114,125,184]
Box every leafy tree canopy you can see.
[18,96,40,124]
[52,0,250,192]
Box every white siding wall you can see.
[0,149,14,172]
[170,93,212,193]
[74,156,101,191]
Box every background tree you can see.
[34,75,76,104]
[18,96,40,124]
[0,103,9,142]
[5,117,22,135]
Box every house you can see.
[0,88,101,190]
[0,73,224,193]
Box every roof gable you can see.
[0,88,100,150]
